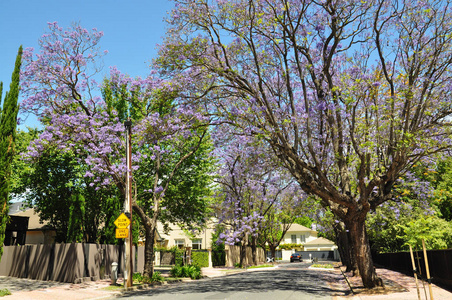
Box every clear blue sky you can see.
[0,0,174,128]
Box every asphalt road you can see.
[114,262,336,300]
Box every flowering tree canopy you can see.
[213,128,305,264]
[157,0,452,288]
[20,22,213,276]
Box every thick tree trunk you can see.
[250,235,257,266]
[333,221,357,273]
[346,218,383,288]
[239,241,246,266]
[143,225,155,277]
[270,245,277,261]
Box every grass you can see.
[248,264,275,269]
[0,289,11,297]
[311,263,334,269]
[102,285,125,291]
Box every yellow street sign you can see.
[114,213,131,228]
[116,228,128,239]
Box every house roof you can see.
[304,237,335,246]
[286,223,315,232]
[10,207,51,230]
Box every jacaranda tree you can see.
[20,23,212,276]
[0,46,22,259]
[213,130,304,265]
[156,0,452,288]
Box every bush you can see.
[170,265,182,277]
[133,271,164,283]
[150,271,164,282]
[133,272,143,282]
[278,243,302,250]
[0,289,11,297]
[170,265,202,279]
[191,251,209,268]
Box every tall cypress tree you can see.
[0,46,23,259]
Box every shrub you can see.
[150,271,164,282]
[278,243,302,250]
[170,265,202,279]
[191,251,209,268]
[170,265,182,277]
[187,265,202,279]
[234,262,243,268]
[0,289,11,297]
[133,271,164,283]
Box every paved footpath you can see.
[1,266,451,300]
[0,276,121,300]
[333,268,452,300]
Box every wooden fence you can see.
[224,245,265,267]
[0,243,223,283]
[373,249,452,290]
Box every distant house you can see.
[7,204,56,245]
[304,237,337,251]
[155,220,216,250]
[281,223,319,247]
[277,223,338,261]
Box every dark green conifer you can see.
[0,46,23,259]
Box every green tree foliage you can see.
[103,77,215,276]
[12,130,122,243]
[426,158,452,221]
[0,46,22,258]
[401,216,452,250]
[367,163,452,252]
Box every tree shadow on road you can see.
[119,268,349,298]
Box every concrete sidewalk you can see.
[0,266,272,299]
[0,276,121,300]
[332,268,452,300]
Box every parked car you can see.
[290,253,302,262]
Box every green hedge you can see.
[278,243,303,250]
[191,251,209,268]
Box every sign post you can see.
[114,213,131,239]
[124,120,133,288]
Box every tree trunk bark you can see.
[270,245,277,261]
[239,241,246,267]
[333,221,357,273]
[346,217,383,288]
[143,224,155,278]
[251,235,257,266]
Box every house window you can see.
[192,239,202,250]
[175,239,185,249]
[291,235,297,243]
[301,235,306,243]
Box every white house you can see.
[304,237,337,251]
[278,223,337,261]
[281,223,318,245]
[155,220,217,250]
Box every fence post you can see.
[422,240,434,300]
[409,245,421,300]
[155,251,160,266]
[208,248,213,268]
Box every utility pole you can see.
[124,119,133,287]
